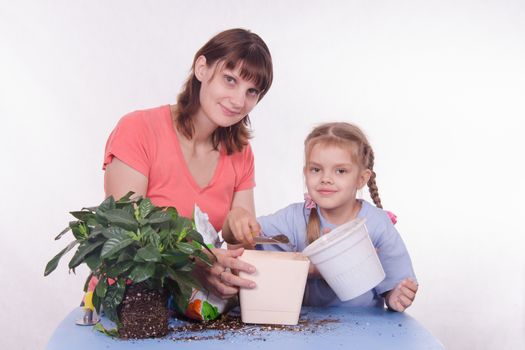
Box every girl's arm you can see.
[222,189,261,247]
[104,158,148,199]
[383,278,418,312]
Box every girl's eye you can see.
[309,167,320,173]
[335,168,347,174]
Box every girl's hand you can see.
[223,207,261,247]
[308,263,322,278]
[384,278,418,312]
[194,247,256,299]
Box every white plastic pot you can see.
[238,250,310,325]
[302,217,385,301]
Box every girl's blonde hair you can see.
[173,28,273,155]
[304,122,382,244]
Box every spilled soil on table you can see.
[169,314,340,342]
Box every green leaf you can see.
[135,246,162,262]
[94,323,119,337]
[148,211,172,224]
[141,225,160,247]
[138,198,154,219]
[84,251,102,271]
[107,260,134,278]
[161,251,191,268]
[193,250,213,267]
[101,226,128,240]
[116,250,134,263]
[44,240,78,276]
[165,206,178,219]
[104,209,138,231]
[87,227,103,240]
[95,278,108,298]
[168,282,191,315]
[122,204,135,220]
[69,211,95,221]
[102,281,126,323]
[158,228,170,242]
[175,242,196,255]
[167,268,202,293]
[116,190,136,203]
[176,262,195,272]
[102,298,118,324]
[54,226,71,240]
[97,196,116,213]
[86,217,99,227]
[128,263,155,283]
[94,197,115,226]
[100,238,134,259]
[68,240,105,269]
[191,238,215,259]
[71,222,89,241]
[94,211,109,226]
[186,229,205,244]
[92,290,101,314]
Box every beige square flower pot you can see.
[238,250,310,325]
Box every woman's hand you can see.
[384,278,418,312]
[194,247,256,300]
[222,207,261,247]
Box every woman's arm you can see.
[222,189,261,246]
[195,189,260,298]
[104,158,148,199]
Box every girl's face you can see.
[304,143,371,215]
[195,56,261,128]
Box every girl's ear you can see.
[358,169,372,189]
[194,55,207,82]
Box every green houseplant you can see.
[44,192,213,338]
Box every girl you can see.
[101,28,273,298]
[222,122,418,311]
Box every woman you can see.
[103,28,273,298]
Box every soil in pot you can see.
[117,283,169,339]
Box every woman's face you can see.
[195,56,261,128]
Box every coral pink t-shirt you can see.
[103,105,255,231]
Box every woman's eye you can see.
[247,88,260,97]
[224,75,236,84]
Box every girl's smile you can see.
[305,143,371,224]
[316,188,338,196]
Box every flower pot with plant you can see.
[44,192,213,339]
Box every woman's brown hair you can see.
[173,28,273,155]
[304,122,382,244]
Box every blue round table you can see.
[47,307,444,349]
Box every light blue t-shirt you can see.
[257,200,417,308]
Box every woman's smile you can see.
[219,103,240,117]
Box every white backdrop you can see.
[1,1,524,349]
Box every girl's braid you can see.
[365,145,383,209]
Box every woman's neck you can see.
[171,105,217,153]
[319,199,361,226]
